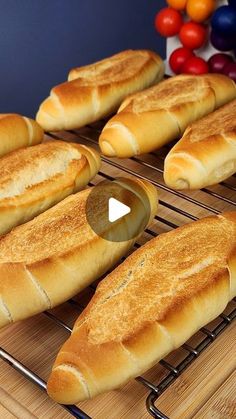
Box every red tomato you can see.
[155,7,183,37]
[208,53,233,73]
[181,56,209,74]
[169,47,195,73]
[179,21,207,49]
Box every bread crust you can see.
[164,98,236,189]
[36,50,164,131]
[0,114,43,157]
[99,74,236,158]
[0,177,158,329]
[0,141,101,235]
[47,212,236,404]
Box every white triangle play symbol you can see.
[108,197,131,223]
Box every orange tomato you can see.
[186,0,215,23]
[167,0,187,10]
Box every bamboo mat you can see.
[0,122,236,419]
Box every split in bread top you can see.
[99,73,236,158]
[36,49,164,131]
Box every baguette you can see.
[164,98,236,189]
[0,177,158,329]
[47,212,236,404]
[0,140,100,235]
[36,49,164,131]
[99,74,236,158]
[0,113,43,157]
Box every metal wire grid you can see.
[141,299,236,419]
[0,122,236,419]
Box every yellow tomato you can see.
[186,0,215,23]
[166,0,187,11]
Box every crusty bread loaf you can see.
[99,74,236,158]
[0,140,100,235]
[0,113,43,157]
[36,49,164,131]
[47,212,236,404]
[164,98,236,190]
[0,177,158,329]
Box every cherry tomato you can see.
[210,30,235,51]
[211,5,236,37]
[179,21,207,50]
[223,62,236,81]
[181,56,209,74]
[167,0,187,11]
[169,47,195,74]
[208,53,233,73]
[186,0,215,23]
[155,7,183,37]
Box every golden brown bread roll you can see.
[0,113,43,157]
[36,49,164,131]
[47,212,236,404]
[0,140,100,235]
[99,74,236,158]
[0,177,158,329]
[164,98,236,189]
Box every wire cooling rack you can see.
[0,120,235,419]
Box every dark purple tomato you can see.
[211,6,236,36]
[208,53,233,73]
[223,62,236,81]
[210,30,235,51]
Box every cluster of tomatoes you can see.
[155,0,236,80]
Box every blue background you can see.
[0,0,166,117]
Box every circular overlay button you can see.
[85,178,151,242]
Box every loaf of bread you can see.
[0,177,158,329]
[99,74,236,158]
[0,140,100,235]
[47,212,236,404]
[36,49,164,131]
[164,98,236,190]
[0,113,43,157]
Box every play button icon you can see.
[108,197,131,223]
[85,177,153,242]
